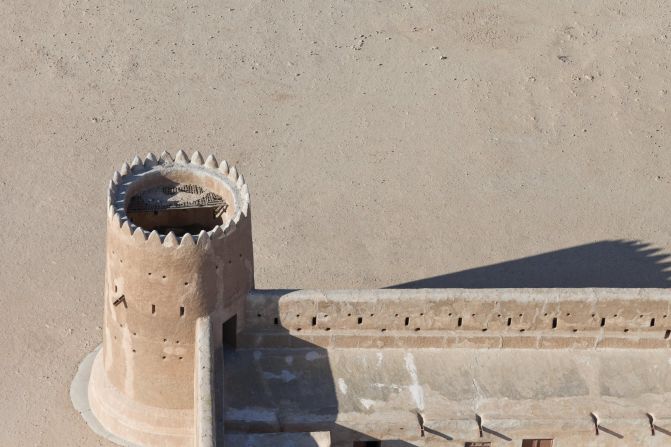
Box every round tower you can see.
[87,150,253,446]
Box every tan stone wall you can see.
[242,289,671,349]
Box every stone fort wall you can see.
[240,288,671,349]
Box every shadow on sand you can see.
[391,240,671,289]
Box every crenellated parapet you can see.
[107,149,250,246]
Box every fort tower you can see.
[87,150,253,446]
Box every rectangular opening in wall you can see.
[522,439,554,447]
[151,304,156,315]
[464,442,491,447]
[353,441,381,447]
[179,306,185,317]
[222,314,237,349]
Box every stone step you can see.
[224,431,331,447]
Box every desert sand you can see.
[1,1,670,445]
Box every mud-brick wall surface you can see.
[241,289,671,349]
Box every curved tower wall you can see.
[104,212,252,408]
[89,151,253,445]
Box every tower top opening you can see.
[127,182,227,236]
[107,150,250,244]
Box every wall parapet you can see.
[194,316,215,447]
[241,288,671,349]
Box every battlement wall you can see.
[240,288,671,349]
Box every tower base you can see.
[72,347,194,447]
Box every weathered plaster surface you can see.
[242,289,671,350]
[218,288,671,446]
[224,347,671,446]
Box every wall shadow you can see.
[391,240,671,289]
[216,294,421,447]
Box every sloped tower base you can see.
[87,350,194,447]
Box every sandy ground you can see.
[1,1,671,445]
